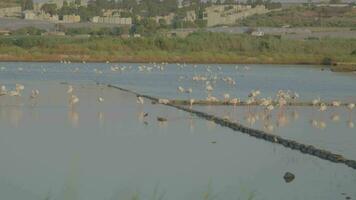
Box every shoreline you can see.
[0,55,327,66]
[1,55,355,72]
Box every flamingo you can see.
[206,85,213,92]
[158,99,170,104]
[189,98,195,108]
[347,103,355,111]
[230,98,240,107]
[67,85,73,94]
[332,100,341,107]
[177,86,185,93]
[15,84,24,92]
[185,88,193,94]
[137,96,144,104]
[312,97,321,106]
[223,93,230,102]
[0,85,7,95]
[70,95,79,105]
[30,89,39,98]
[319,103,327,112]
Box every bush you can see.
[322,57,334,65]
[11,27,45,36]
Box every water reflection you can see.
[68,109,79,127]
[97,112,104,124]
[8,106,23,127]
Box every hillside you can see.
[238,6,356,27]
[0,0,20,8]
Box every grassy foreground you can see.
[0,32,356,66]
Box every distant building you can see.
[23,10,59,22]
[155,13,175,25]
[91,16,132,25]
[316,3,350,7]
[251,31,264,37]
[203,5,269,27]
[0,6,22,17]
[62,15,80,23]
[184,10,196,22]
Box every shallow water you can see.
[193,105,356,160]
[1,62,355,101]
[0,62,355,200]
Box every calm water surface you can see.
[0,62,355,200]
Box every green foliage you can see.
[41,3,58,15]
[20,0,33,10]
[11,27,45,36]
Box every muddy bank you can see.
[0,54,335,65]
[331,63,356,72]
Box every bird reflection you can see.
[276,113,289,128]
[9,106,23,127]
[290,110,299,120]
[158,120,167,128]
[188,116,195,133]
[98,112,104,123]
[310,119,326,130]
[68,110,79,127]
[330,114,340,122]
[137,111,148,124]
[264,122,274,133]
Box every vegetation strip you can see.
[167,99,355,107]
[107,84,356,170]
[1,32,356,66]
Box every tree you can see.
[75,0,82,5]
[21,0,33,10]
[329,0,341,4]
[41,3,58,15]
[224,0,236,5]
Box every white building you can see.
[23,10,59,22]
[92,16,132,25]
[62,15,81,23]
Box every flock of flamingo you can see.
[0,62,355,131]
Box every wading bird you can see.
[30,89,40,99]
[137,96,144,104]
